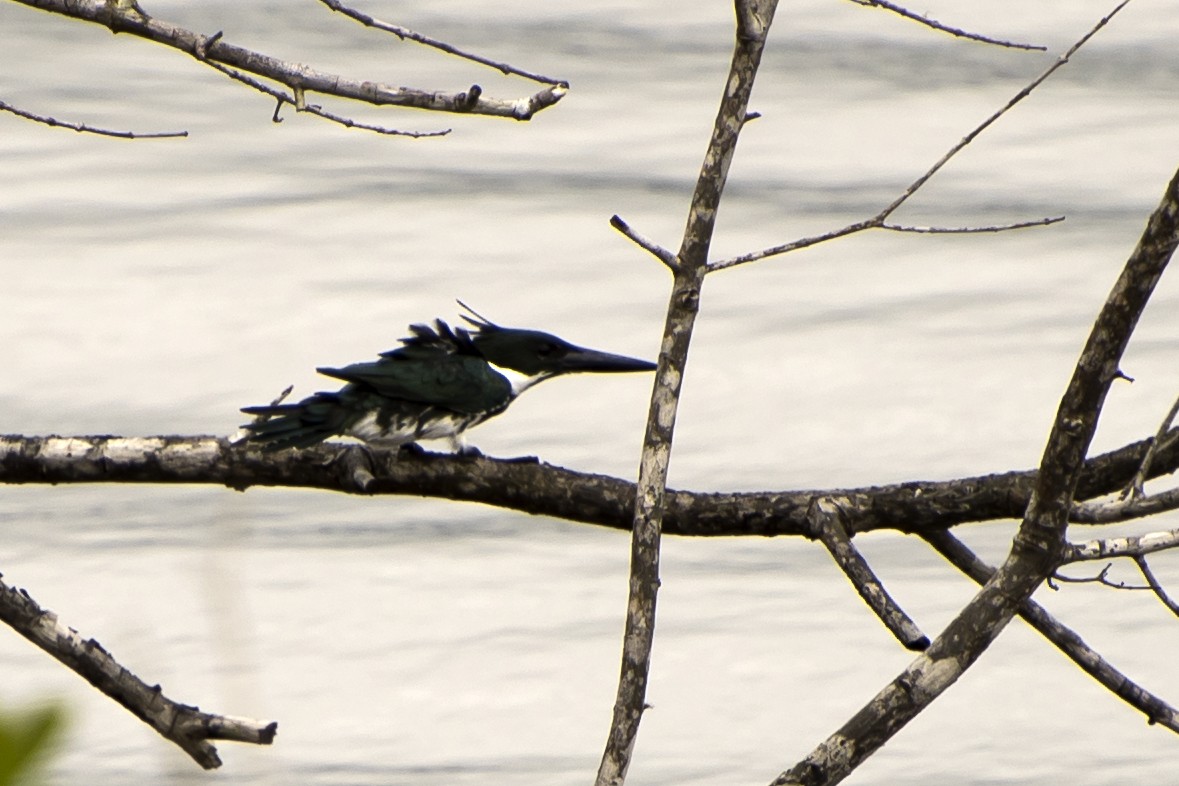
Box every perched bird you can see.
[239,307,656,453]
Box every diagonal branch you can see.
[315,0,568,86]
[610,215,678,272]
[1133,556,1179,618]
[846,0,1046,50]
[0,98,187,138]
[0,574,277,768]
[1123,392,1179,499]
[809,497,929,651]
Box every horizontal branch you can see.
[2,430,1177,536]
[0,575,276,768]
[10,0,566,121]
[1066,528,1179,562]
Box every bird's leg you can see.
[449,434,484,459]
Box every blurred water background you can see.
[3,1,1179,783]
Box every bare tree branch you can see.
[712,2,1130,272]
[923,531,1179,733]
[846,0,1047,50]
[315,0,567,87]
[0,98,186,138]
[809,497,929,651]
[9,0,566,123]
[596,2,779,782]
[1066,528,1179,562]
[0,574,277,768]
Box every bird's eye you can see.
[537,343,555,357]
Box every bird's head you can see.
[461,304,656,385]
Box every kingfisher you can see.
[239,306,656,453]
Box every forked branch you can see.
[0,575,276,768]
[711,1,1131,272]
[8,0,567,130]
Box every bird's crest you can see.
[379,302,504,359]
[381,318,475,359]
[457,300,504,337]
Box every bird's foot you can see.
[397,441,429,459]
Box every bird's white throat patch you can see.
[488,362,547,396]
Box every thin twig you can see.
[0,98,187,139]
[1051,555,1179,618]
[882,216,1064,234]
[609,215,678,271]
[1123,392,1179,499]
[1047,562,1138,589]
[923,530,1179,733]
[809,497,929,651]
[712,2,1130,272]
[846,0,1047,50]
[315,0,568,86]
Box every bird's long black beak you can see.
[557,344,657,374]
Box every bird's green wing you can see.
[317,354,511,414]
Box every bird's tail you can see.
[239,392,352,451]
